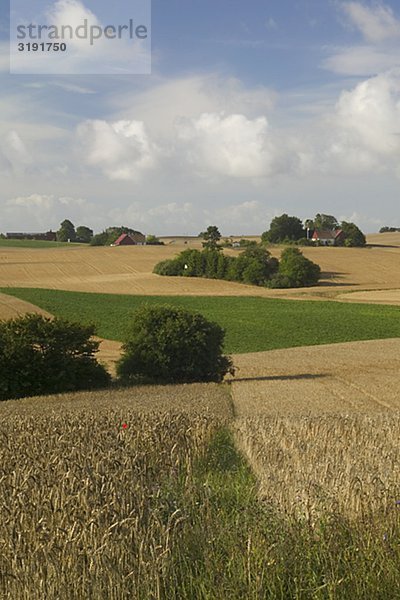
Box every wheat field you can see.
[234,413,400,521]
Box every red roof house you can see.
[111,232,146,246]
[311,229,344,246]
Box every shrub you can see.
[116,305,234,384]
[0,314,110,401]
[153,259,184,276]
[276,247,321,287]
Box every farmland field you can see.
[0,233,400,302]
[0,382,399,598]
[0,239,84,249]
[1,233,400,597]
[2,288,400,355]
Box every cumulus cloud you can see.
[176,113,276,178]
[319,70,400,172]
[0,131,32,173]
[342,1,400,42]
[77,119,158,180]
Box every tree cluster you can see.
[154,245,321,288]
[0,314,110,401]
[57,220,93,243]
[0,306,233,401]
[261,213,366,247]
[90,226,144,246]
[380,227,400,233]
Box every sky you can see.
[1,0,400,235]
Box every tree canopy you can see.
[262,214,305,244]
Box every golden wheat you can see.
[234,414,400,523]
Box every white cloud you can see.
[77,119,158,180]
[322,45,399,75]
[177,112,276,178]
[316,69,400,173]
[110,75,277,137]
[342,1,400,42]
[2,194,95,230]
[0,131,32,173]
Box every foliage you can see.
[262,214,305,244]
[146,235,164,245]
[200,225,222,250]
[339,221,367,247]
[276,247,321,287]
[76,226,93,244]
[116,304,234,384]
[308,213,339,230]
[90,226,144,246]
[0,314,110,401]
[57,219,76,243]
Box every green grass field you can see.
[0,239,84,248]
[2,288,400,353]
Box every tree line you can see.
[55,220,162,245]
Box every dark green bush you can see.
[277,247,321,287]
[0,314,111,401]
[153,259,183,276]
[116,305,234,384]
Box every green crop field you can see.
[0,239,84,249]
[2,288,400,353]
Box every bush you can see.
[153,259,183,276]
[0,314,111,401]
[276,247,321,287]
[116,305,234,384]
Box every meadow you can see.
[2,287,400,354]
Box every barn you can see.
[111,232,146,246]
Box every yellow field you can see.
[1,233,400,306]
[230,338,400,416]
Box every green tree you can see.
[235,246,279,285]
[262,214,305,244]
[273,247,321,288]
[57,219,76,242]
[312,214,339,230]
[339,222,366,247]
[146,235,164,245]
[116,305,234,384]
[200,226,222,250]
[90,232,109,246]
[76,226,93,243]
[0,314,110,401]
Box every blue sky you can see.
[1,0,400,234]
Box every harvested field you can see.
[230,338,400,416]
[1,233,400,303]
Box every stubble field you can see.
[1,233,400,304]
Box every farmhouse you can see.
[311,229,345,246]
[6,231,57,241]
[111,232,146,246]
